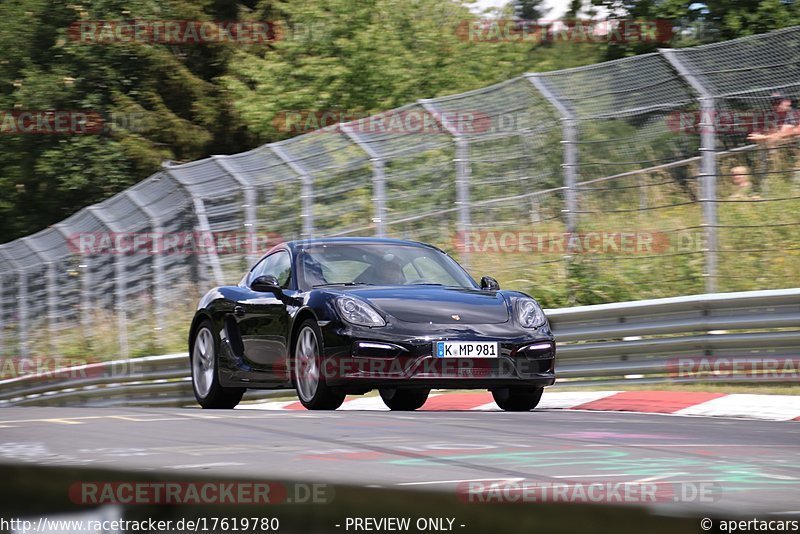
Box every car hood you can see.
[343,286,510,324]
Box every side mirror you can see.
[251,275,281,293]
[250,275,302,306]
[480,276,500,291]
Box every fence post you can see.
[526,74,581,303]
[340,123,387,237]
[161,166,226,287]
[191,197,225,286]
[0,276,3,357]
[23,237,59,354]
[88,207,129,358]
[55,224,93,349]
[45,263,58,353]
[125,190,166,344]
[661,50,718,293]
[271,144,315,238]
[0,248,29,358]
[0,249,26,357]
[419,99,471,267]
[18,270,29,358]
[454,137,472,239]
[214,156,260,264]
[79,259,92,347]
[114,253,129,358]
[526,74,579,235]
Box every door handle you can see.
[233,305,245,317]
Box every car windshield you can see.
[297,243,476,290]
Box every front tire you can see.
[191,321,244,409]
[491,387,543,411]
[293,320,345,410]
[380,388,430,411]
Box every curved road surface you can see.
[0,407,798,514]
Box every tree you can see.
[514,0,547,21]
[223,0,603,142]
[0,0,250,240]
[591,0,800,50]
[1,0,607,242]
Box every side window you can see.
[251,251,292,288]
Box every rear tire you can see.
[379,388,430,411]
[293,320,345,410]
[191,321,245,409]
[491,387,543,412]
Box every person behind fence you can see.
[727,165,759,200]
[747,93,800,143]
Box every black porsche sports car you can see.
[189,237,556,411]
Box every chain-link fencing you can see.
[1,27,799,358]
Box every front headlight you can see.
[335,295,386,327]
[516,298,546,328]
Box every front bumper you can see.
[320,320,556,389]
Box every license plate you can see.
[434,341,499,358]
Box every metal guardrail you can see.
[0,353,290,407]
[0,288,797,406]
[549,288,800,387]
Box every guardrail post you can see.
[661,50,718,293]
[340,123,387,237]
[419,99,471,268]
[271,144,315,238]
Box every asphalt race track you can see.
[1,406,799,515]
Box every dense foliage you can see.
[0,0,796,241]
